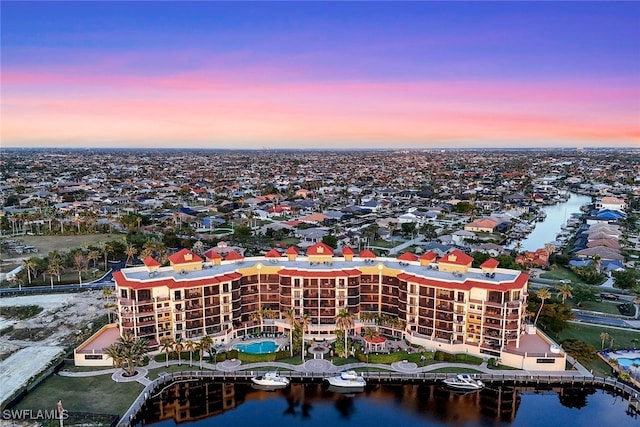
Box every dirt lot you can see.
[1,233,123,279]
[0,292,110,407]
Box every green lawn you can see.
[574,300,624,316]
[14,374,144,415]
[557,324,640,376]
[557,324,640,350]
[539,267,585,284]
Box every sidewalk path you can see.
[58,355,593,386]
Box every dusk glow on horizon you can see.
[2,1,639,149]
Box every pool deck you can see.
[604,349,640,361]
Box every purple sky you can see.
[2,1,639,149]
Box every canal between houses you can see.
[512,193,592,252]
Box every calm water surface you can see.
[136,382,638,426]
[512,193,592,252]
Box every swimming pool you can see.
[236,340,278,354]
[617,357,640,369]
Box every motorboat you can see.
[442,374,484,391]
[251,371,290,388]
[326,370,367,388]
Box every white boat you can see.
[251,371,290,388]
[326,370,367,388]
[442,374,484,391]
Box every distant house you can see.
[464,218,498,233]
[515,249,549,268]
[595,196,626,211]
[295,227,329,246]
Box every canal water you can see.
[513,193,592,252]
[135,382,638,426]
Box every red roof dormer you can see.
[359,249,377,259]
[286,246,299,255]
[420,251,438,261]
[203,248,222,260]
[265,248,282,258]
[307,242,334,256]
[397,252,418,262]
[143,256,160,267]
[341,246,355,255]
[168,248,203,265]
[480,258,500,269]
[225,251,244,261]
[439,249,473,266]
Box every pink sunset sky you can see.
[2,2,639,149]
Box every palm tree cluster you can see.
[360,312,405,337]
[106,333,149,377]
[159,335,214,368]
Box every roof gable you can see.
[439,249,473,266]
[397,252,418,262]
[168,248,203,265]
[307,242,335,256]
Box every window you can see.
[121,289,128,298]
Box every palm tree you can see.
[196,340,206,369]
[124,244,138,267]
[87,250,100,269]
[160,337,174,367]
[73,251,87,285]
[23,258,36,285]
[103,286,115,323]
[174,338,184,365]
[335,309,355,358]
[592,254,602,273]
[47,261,62,289]
[599,332,610,350]
[362,326,380,352]
[250,307,267,333]
[513,241,523,255]
[533,287,551,326]
[185,339,195,367]
[300,313,310,363]
[284,309,296,357]
[557,283,573,304]
[201,335,213,362]
[106,332,149,377]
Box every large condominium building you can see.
[111,243,566,371]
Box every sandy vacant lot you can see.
[1,233,122,281]
[0,292,109,407]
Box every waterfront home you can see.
[104,243,567,371]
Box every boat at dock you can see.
[251,371,290,388]
[326,370,367,388]
[442,374,484,391]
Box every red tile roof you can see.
[143,256,160,267]
[114,271,242,290]
[265,248,282,258]
[397,271,529,291]
[167,248,203,265]
[307,242,335,256]
[480,258,500,269]
[341,246,355,255]
[203,249,222,260]
[286,246,299,255]
[420,251,438,261]
[439,249,473,266]
[359,249,377,258]
[225,251,244,261]
[397,252,418,261]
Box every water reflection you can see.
[135,381,636,426]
